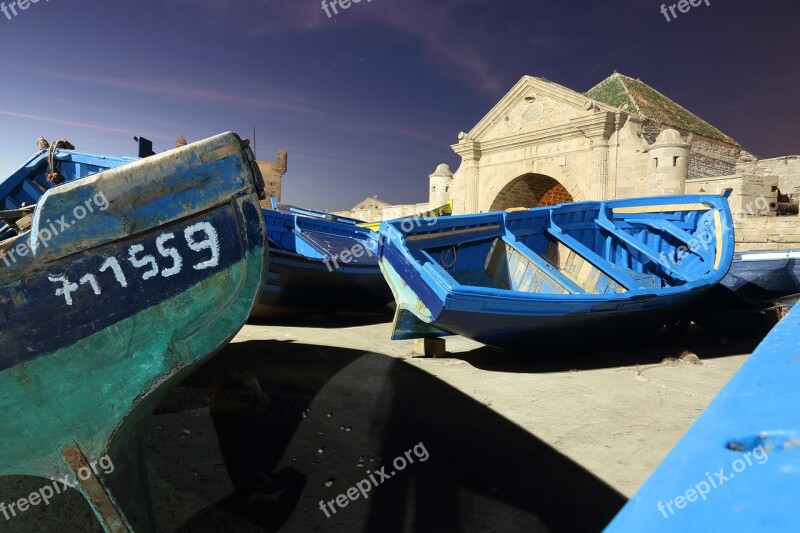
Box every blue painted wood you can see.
[379,195,735,350]
[0,132,267,532]
[605,303,800,532]
[0,205,250,371]
[0,150,138,243]
[0,150,137,210]
[270,197,364,225]
[253,208,392,316]
[721,248,800,301]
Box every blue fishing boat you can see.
[272,198,364,225]
[721,248,800,302]
[0,140,137,241]
[605,302,799,532]
[0,132,267,532]
[379,194,735,351]
[252,206,393,318]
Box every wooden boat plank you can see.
[295,227,379,266]
[496,239,577,294]
[562,246,578,278]
[611,202,712,214]
[594,217,699,283]
[639,216,719,266]
[712,210,724,270]
[545,227,646,291]
[406,224,502,244]
[574,256,596,291]
[0,205,35,219]
[509,248,527,288]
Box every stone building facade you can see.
[339,73,798,252]
[340,195,437,222]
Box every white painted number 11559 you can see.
[49,221,221,306]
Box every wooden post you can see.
[413,338,447,358]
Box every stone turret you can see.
[277,147,287,174]
[429,163,453,207]
[258,148,288,203]
[646,129,690,195]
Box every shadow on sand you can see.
[155,339,625,532]
[452,325,765,374]
[246,308,395,329]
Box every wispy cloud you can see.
[0,109,175,140]
[157,0,559,95]
[19,66,313,114]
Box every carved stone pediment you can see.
[465,77,618,144]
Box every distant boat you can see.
[357,200,453,232]
[721,248,800,302]
[272,198,364,226]
[0,132,267,532]
[252,205,393,318]
[604,301,800,532]
[379,194,735,351]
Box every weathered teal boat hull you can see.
[0,132,267,531]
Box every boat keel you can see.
[63,437,155,533]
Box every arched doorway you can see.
[489,173,573,211]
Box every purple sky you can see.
[0,0,797,211]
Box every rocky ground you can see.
[0,311,759,532]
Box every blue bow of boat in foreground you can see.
[604,302,800,532]
[379,194,735,351]
[0,132,267,532]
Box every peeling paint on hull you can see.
[0,133,267,532]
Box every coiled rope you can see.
[46,138,75,185]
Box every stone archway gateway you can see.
[444,73,754,216]
[488,173,574,211]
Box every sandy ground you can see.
[0,311,758,533]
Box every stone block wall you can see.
[740,156,800,201]
[609,121,650,199]
[733,216,800,251]
[684,174,778,216]
[335,201,433,223]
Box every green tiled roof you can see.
[586,73,737,145]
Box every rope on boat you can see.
[440,245,458,270]
[46,138,75,185]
